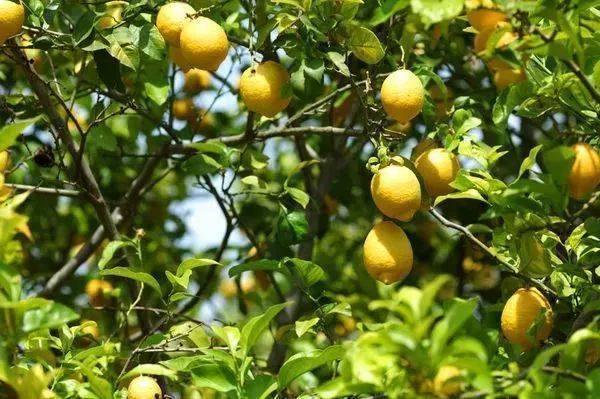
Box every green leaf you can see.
[183,154,223,176]
[411,0,463,25]
[240,302,289,356]
[283,257,326,287]
[98,240,134,270]
[22,302,79,332]
[430,297,478,359]
[243,375,278,399]
[278,345,345,388]
[348,27,384,64]
[120,364,178,381]
[286,187,310,208]
[191,364,237,393]
[326,52,350,77]
[0,117,40,151]
[434,189,487,206]
[276,211,309,245]
[542,145,575,186]
[101,267,162,295]
[518,144,543,179]
[73,11,96,45]
[295,317,319,337]
[229,259,280,277]
[93,49,126,93]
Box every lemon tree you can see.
[2,0,600,398]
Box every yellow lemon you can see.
[127,376,162,399]
[381,69,424,124]
[370,164,421,221]
[434,365,463,397]
[415,148,460,198]
[169,46,192,71]
[98,5,122,30]
[0,0,25,45]
[239,61,291,117]
[501,287,553,351]
[180,16,228,71]
[85,279,113,307]
[467,8,507,32]
[493,68,525,90]
[156,2,195,47]
[568,143,600,199]
[81,321,100,340]
[411,137,438,161]
[474,22,517,53]
[363,221,413,284]
[172,98,196,121]
[0,150,11,171]
[183,68,211,94]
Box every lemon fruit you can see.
[568,143,600,199]
[180,16,228,71]
[411,137,438,161]
[493,68,525,90]
[172,98,196,121]
[467,8,507,31]
[85,279,113,307]
[98,5,122,30]
[381,69,424,124]
[127,376,162,399]
[433,365,462,397]
[81,321,100,340]
[363,221,413,284]
[239,61,291,117]
[184,68,211,94]
[473,22,517,54]
[156,2,195,47]
[0,0,25,45]
[370,164,421,221]
[0,150,11,171]
[415,148,460,198]
[169,46,192,71]
[501,287,553,351]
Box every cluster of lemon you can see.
[468,5,526,90]
[363,69,460,285]
[157,2,291,120]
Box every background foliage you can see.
[2,0,600,397]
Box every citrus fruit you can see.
[381,69,425,124]
[169,46,192,71]
[363,221,413,284]
[493,68,525,90]
[370,164,421,221]
[172,98,196,121]
[467,8,507,31]
[183,68,211,94]
[415,148,460,198]
[411,137,438,161]
[433,365,462,397]
[473,22,517,53]
[180,16,228,71]
[501,287,553,351]
[0,0,25,45]
[568,143,600,200]
[156,2,195,47]
[85,279,113,307]
[0,151,11,171]
[239,61,291,117]
[127,376,162,399]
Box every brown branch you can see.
[4,183,82,197]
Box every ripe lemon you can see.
[411,137,438,161]
[180,16,228,71]
[98,5,122,30]
[81,321,100,340]
[473,22,517,54]
[0,0,25,44]
[85,279,113,307]
[433,365,462,397]
[501,287,553,351]
[239,61,291,117]
[415,148,460,198]
[0,150,11,171]
[568,143,600,199]
[169,46,192,71]
[172,98,196,121]
[183,68,211,94]
[363,221,413,284]
[156,2,195,47]
[493,68,525,90]
[467,8,507,32]
[127,376,162,399]
[381,69,424,124]
[370,164,421,221]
